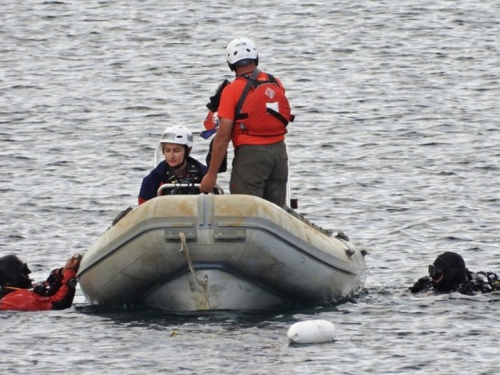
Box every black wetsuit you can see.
[410,270,500,295]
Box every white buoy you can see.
[287,319,336,344]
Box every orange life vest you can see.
[234,71,294,137]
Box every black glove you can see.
[409,276,431,294]
[33,268,63,297]
[206,79,229,112]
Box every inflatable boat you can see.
[78,190,367,312]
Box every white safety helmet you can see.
[226,37,258,69]
[154,125,193,166]
[159,125,193,147]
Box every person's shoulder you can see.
[253,70,285,89]
[227,77,247,89]
[0,288,37,307]
[236,70,274,82]
[219,79,245,102]
[263,72,285,88]
[142,161,166,182]
[187,156,207,171]
[152,160,168,174]
[261,70,276,78]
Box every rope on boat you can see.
[179,232,210,309]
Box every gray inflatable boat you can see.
[78,193,367,312]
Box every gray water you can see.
[1,0,500,373]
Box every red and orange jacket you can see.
[0,268,77,311]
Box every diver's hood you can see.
[433,252,467,293]
[0,254,33,289]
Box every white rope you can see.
[179,232,210,309]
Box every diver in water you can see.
[410,251,500,295]
[0,253,81,311]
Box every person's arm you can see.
[48,267,78,310]
[138,169,161,205]
[47,255,81,310]
[409,276,432,294]
[199,118,232,193]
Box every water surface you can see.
[1,0,500,373]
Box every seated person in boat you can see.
[409,251,500,296]
[0,253,81,311]
[138,125,208,204]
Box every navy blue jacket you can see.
[138,157,208,204]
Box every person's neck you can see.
[236,64,258,77]
[171,161,187,177]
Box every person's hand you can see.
[409,276,431,294]
[64,253,82,272]
[200,173,217,194]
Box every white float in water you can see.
[287,319,336,344]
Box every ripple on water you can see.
[2,0,500,373]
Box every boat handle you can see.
[157,183,224,196]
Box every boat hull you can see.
[78,194,367,312]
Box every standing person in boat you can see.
[0,253,81,311]
[409,251,500,295]
[138,125,208,204]
[199,37,294,207]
